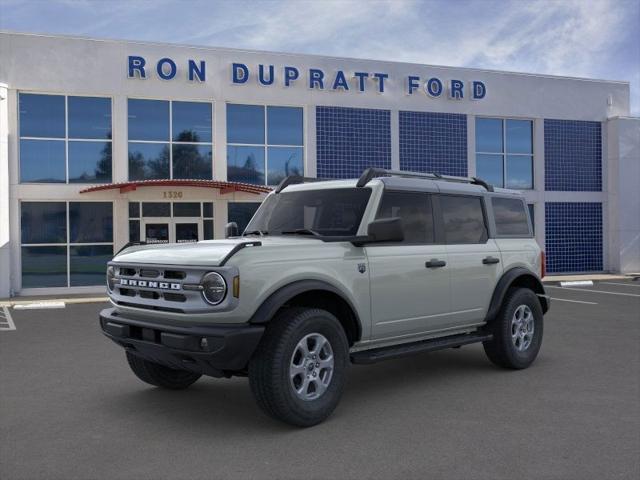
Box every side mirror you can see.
[225,222,239,238]
[365,217,404,243]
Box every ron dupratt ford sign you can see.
[127,56,487,100]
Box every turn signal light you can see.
[540,251,546,278]
[233,275,240,298]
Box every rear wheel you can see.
[483,288,544,369]
[249,307,349,427]
[126,351,201,389]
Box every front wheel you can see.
[248,307,349,427]
[126,351,201,389]
[483,288,544,369]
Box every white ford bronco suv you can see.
[100,168,549,427]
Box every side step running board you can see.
[350,332,493,365]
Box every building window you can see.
[226,104,304,185]
[19,93,112,184]
[129,201,215,242]
[20,202,113,288]
[228,202,261,233]
[476,118,533,189]
[128,99,213,181]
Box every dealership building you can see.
[0,31,638,297]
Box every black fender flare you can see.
[485,267,549,323]
[248,279,362,340]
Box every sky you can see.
[1,0,639,114]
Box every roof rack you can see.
[356,168,494,192]
[275,175,330,193]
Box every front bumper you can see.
[99,308,264,377]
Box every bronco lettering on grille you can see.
[119,278,181,290]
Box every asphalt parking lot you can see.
[1,280,639,480]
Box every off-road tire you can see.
[483,287,544,369]
[126,351,201,389]
[248,307,349,427]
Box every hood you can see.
[112,236,323,266]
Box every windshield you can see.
[245,188,372,237]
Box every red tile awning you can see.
[79,179,272,195]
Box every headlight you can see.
[201,272,227,305]
[106,266,116,292]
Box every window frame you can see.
[18,92,114,185]
[475,116,534,190]
[19,200,115,289]
[437,193,490,245]
[127,98,214,181]
[226,102,306,186]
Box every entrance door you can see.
[143,220,170,244]
[141,218,202,244]
[174,219,202,243]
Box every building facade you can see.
[0,32,638,297]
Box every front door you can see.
[141,218,202,244]
[366,191,452,341]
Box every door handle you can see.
[425,259,446,268]
[482,256,500,265]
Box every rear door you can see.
[439,194,503,326]
[366,190,451,341]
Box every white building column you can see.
[390,109,400,170]
[607,116,640,273]
[0,83,10,297]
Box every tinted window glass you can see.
[229,202,261,234]
[128,99,169,141]
[173,203,201,217]
[128,142,170,180]
[203,219,214,240]
[19,93,65,138]
[475,118,503,153]
[69,202,113,243]
[267,106,303,145]
[68,141,112,183]
[227,145,265,184]
[172,144,212,179]
[376,191,434,244]
[68,96,112,139]
[246,189,371,236]
[493,197,531,236]
[21,202,67,244]
[20,139,66,183]
[129,220,140,242]
[506,119,532,154]
[70,245,113,286]
[129,202,140,218]
[142,202,171,217]
[203,202,213,218]
[227,104,264,144]
[506,155,533,189]
[21,246,68,288]
[172,101,212,143]
[440,195,487,244]
[267,146,303,185]
[476,153,503,187]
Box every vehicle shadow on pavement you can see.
[100,346,507,432]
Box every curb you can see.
[0,297,109,308]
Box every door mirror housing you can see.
[225,222,239,238]
[362,217,404,244]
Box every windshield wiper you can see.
[280,228,322,238]
[243,230,268,236]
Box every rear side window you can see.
[492,197,531,236]
[440,195,488,244]
[376,191,434,244]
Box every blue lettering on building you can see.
[188,60,205,82]
[126,56,487,100]
[232,63,249,84]
[258,64,275,86]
